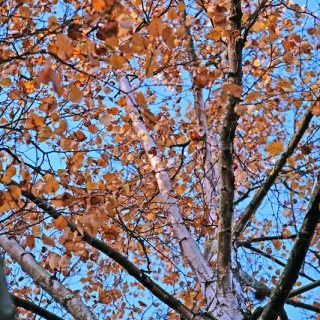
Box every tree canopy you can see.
[0,0,320,319]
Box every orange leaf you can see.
[42,235,55,246]
[148,17,163,37]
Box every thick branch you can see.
[16,185,195,320]
[185,13,219,231]
[117,73,216,305]
[0,234,96,320]
[233,107,313,239]
[0,256,15,320]
[213,0,244,318]
[11,294,63,320]
[259,176,320,320]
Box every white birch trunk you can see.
[117,72,217,306]
[0,233,97,320]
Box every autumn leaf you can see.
[70,87,84,103]
[266,141,284,155]
[0,78,12,87]
[148,17,163,37]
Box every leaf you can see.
[266,141,284,155]
[108,54,126,69]
[246,91,260,101]
[48,16,59,30]
[188,141,198,154]
[272,239,282,250]
[0,78,12,87]
[42,235,55,246]
[49,253,60,269]
[70,87,84,102]
[26,235,35,249]
[42,179,60,194]
[37,126,53,143]
[311,101,320,116]
[148,17,163,37]
[252,22,266,32]
[6,166,16,177]
[91,0,112,12]
[178,1,185,11]
[8,185,21,199]
[86,182,100,190]
[162,27,175,48]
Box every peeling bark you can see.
[0,234,96,320]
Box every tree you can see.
[0,0,319,319]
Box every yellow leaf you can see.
[146,213,155,220]
[0,175,11,184]
[19,6,31,18]
[246,91,260,102]
[162,27,175,48]
[206,26,222,41]
[8,185,21,199]
[48,16,59,30]
[253,58,260,67]
[6,166,16,177]
[32,225,41,237]
[167,8,177,20]
[252,22,266,32]
[223,83,243,98]
[42,235,55,246]
[108,54,126,69]
[123,182,130,193]
[52,215,68,230]
[0,78,12,87]
[177,136,187,144]
[37,126,53,143]
[178,1,185,11]
[145,57,157,77]
[42,179,60,194]
[86,182,100,190]
[70,87,84,103]
[266,141,284,155]
[100,114,112,127]
[92,0,107,12]
[148,17,163,37]
[188,141,197,154]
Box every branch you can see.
[289,279,320,298]
[259,176,320,320]
[285,299,320,313]
[15,184,196,320]
[116,72,216,307]
[11,294,63,320]
[239,241,315,282]
[233,106,314,240]
[184,10,219,232]
[0,256,15,320]
[0,234,96,320]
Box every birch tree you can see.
[0,0,320,319]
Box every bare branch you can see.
[259,176,320,320]
[11,294,63,320]
[233,107,314,240]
